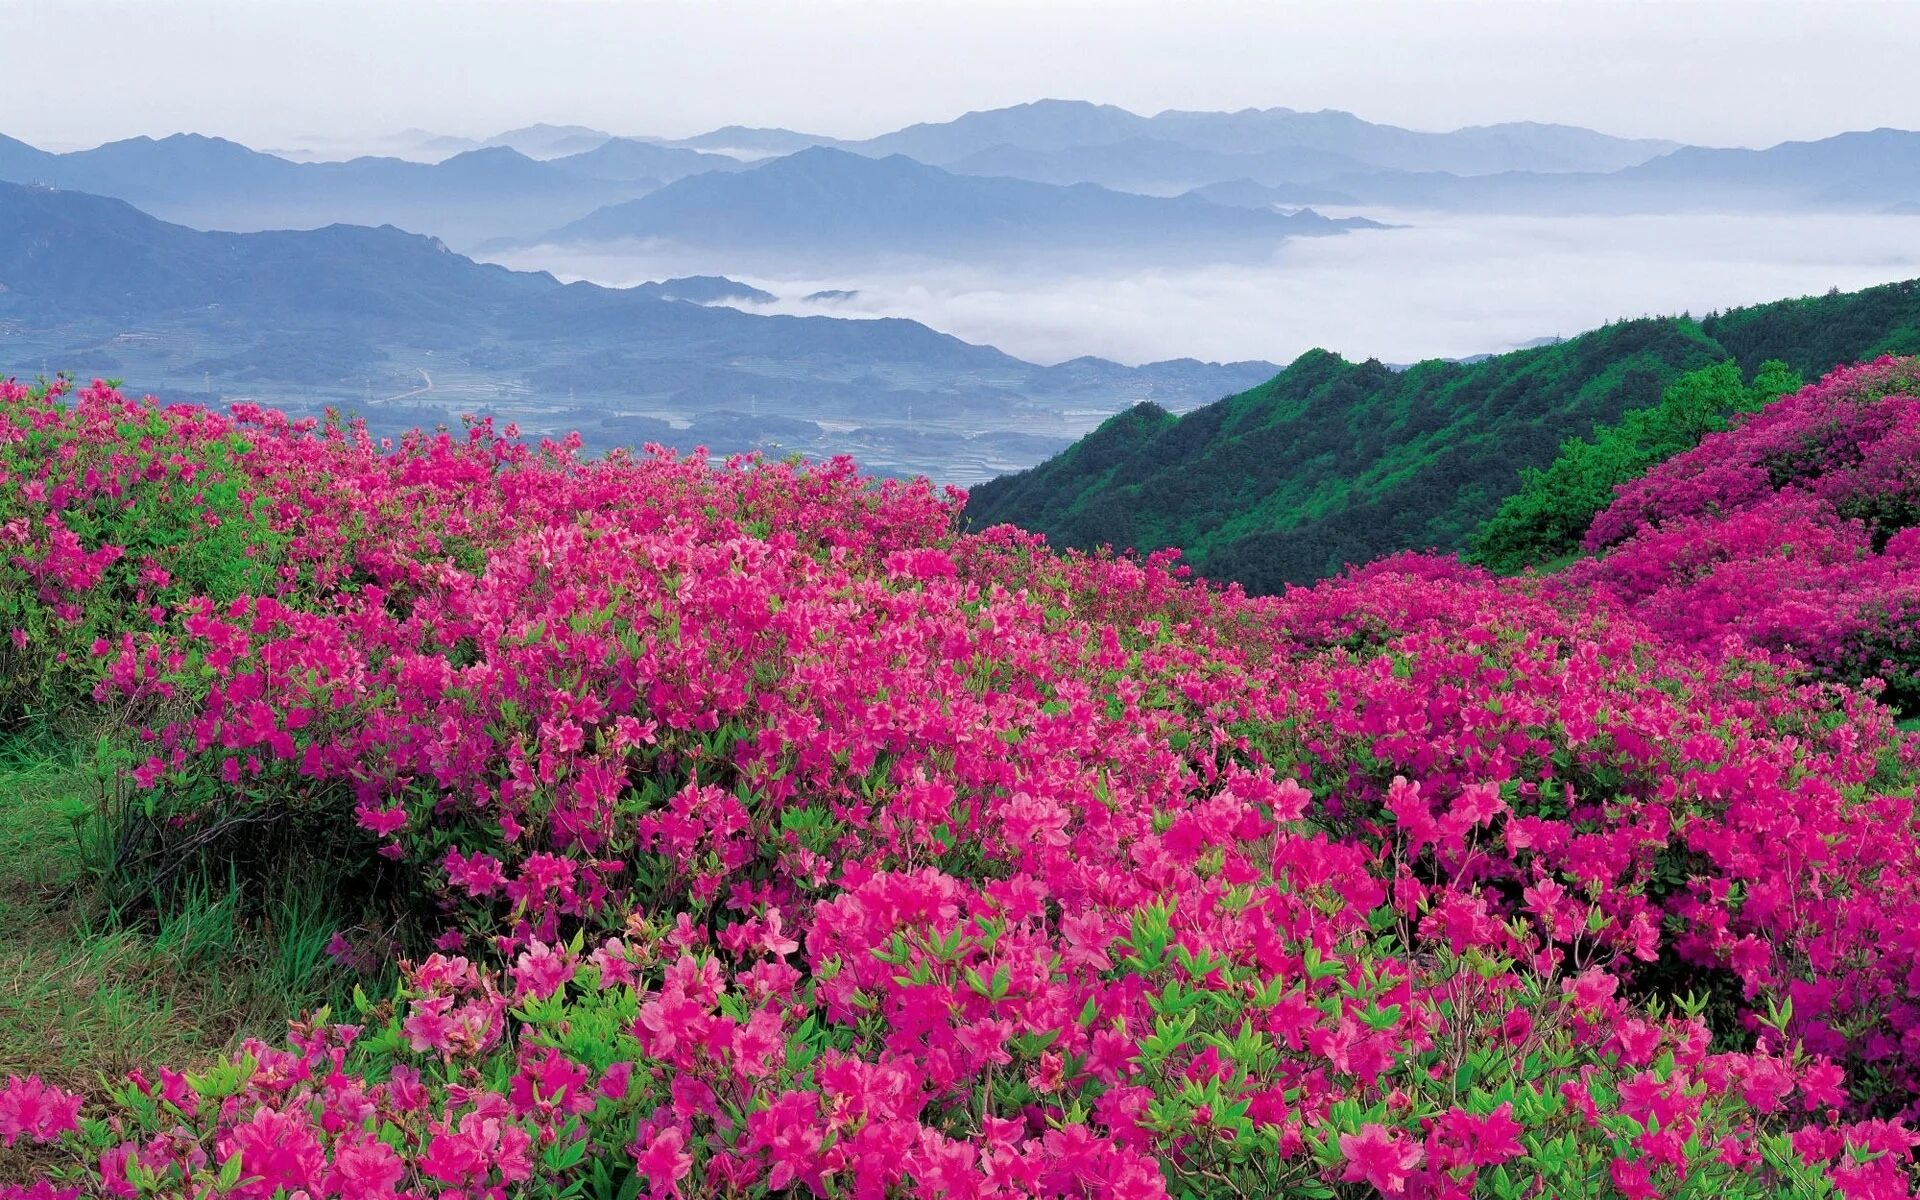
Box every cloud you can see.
[492,211,1920,367]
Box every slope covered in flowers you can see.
[5,375,1920,1197]
[1566,356,1920,712]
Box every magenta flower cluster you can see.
[5,373,1920,1197]
[1570,356,1920,702]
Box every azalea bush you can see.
[1569,356,1920,711]
[0,379,282,729]
[6,374,1920,1196]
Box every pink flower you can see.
[0,1076,83,1146]
[632,1124,694,1198]
[444,847,507,897]
[325,1133,405,1200]
[354,800,407,837]
[217,1107,327,1198]
[1449,1102,1525,1166]
[1339,1123,1423,1194]
[510,940,576,1001]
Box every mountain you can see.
[836,99,1680,175]
[1184,178,1363,209]
[942,138,1368,195]
[1323,129,1920,214]
[0,183,553,325]
[965,278,1920,590]
[539,146,1375,266]
[547,137,745,184]
[1610,128,1920,208]
[1145,109,1681,174]
[368,125,618,162]
[0,131,66,182]
[0,182,1274,483]
[630,275,775,305]
[856,99,1149,163]
[483,123,614,158]
[664,126,850,157]
[0,133,660,250]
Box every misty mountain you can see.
[538,146,1377,266]
[1145,108,1680,174]
[1323,128,1920,214]
[1185,178,1363,209]
[836,99,1681,175]
[0,182,1275,482]
[1611,128,1920,207]
[943,138,1368,195]
[0,132,658,250]
[857,100,1148,163]
[389,124,620,161]
[547,137,746,184]
[664,126,852,157]
[631,276,776,305]
[0,183,553,325]
[483,123,615,158]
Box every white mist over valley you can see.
[495,209,1920,366]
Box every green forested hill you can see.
[1467,359,1803,572]
[966,278,1920,591]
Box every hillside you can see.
[5,372,1920,1195]
[1469,359,1804,571]
[1563,356,1920,710]
[966,278,1920,590]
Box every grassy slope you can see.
[0,728,348,1175]
[967,278,1920,593]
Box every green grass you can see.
[0,730,351,1096]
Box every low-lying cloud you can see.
[491,210,1920,368]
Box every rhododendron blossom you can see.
[4,374,1920,1197]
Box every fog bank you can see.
[493,211,1920,366]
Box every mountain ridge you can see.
[536,145,1376,265]
[965,278,1920,589]
[0,180,1276,482]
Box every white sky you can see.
[2,0,1917,151]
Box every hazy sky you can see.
[4,0,1918,151]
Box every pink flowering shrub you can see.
[6,375,1920,1195]
[0,378,282,728]
[1573,356,1920,709]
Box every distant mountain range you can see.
[940,138,1366,196]
[1316,128,1920,214]
[432,123,618,160]
[8,102,1917,272]
[0,181,1276,483]
[307,102,1686,179]
[843,100,1683,176]
[1185,178,1363,209]
[8,100,1919,489]
[534,146,1383,266]
[625,100,1691,196]
[0,132,738,250]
